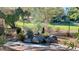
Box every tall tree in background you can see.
[30,7,64,32]
[68,7,79,22]
[23,10,31,22]
[30,7,64,23]
[15,7,24,20]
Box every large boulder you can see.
[32,36,45,44]
[45,35,58,43]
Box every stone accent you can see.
[3,41,78,51]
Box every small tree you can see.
[5,14,18,28]
[0,9,19,28]
[0,10,6,18]
[0,7,24,28]
[15,7,24,20]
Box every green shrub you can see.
[75,29,79,43]
[73,32,78,38]
[76,33,79,43]
[0,36,7,46]
[17,32,25,41]
[68,42,75,49]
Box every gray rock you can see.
[8,37,18,42]
[45,35,58,43]
[32,36,45,44]
[24,38,32,43]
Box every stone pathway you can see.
[3,41,79,51]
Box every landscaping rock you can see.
[45,35,58,43]
[24,38,32,43]
[32,36,45,44]
[8,37,18,42]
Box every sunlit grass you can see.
[48,24,79,31]
[15,21,79,31]
[15,21,35,29]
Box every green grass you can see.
[48,24,79,31]
[15,21,79,31]
[15,21,35,29]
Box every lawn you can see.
[48,24,79,31]
[15,21,79,31]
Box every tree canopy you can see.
[0,7,79,28]
[29,7,64,23]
